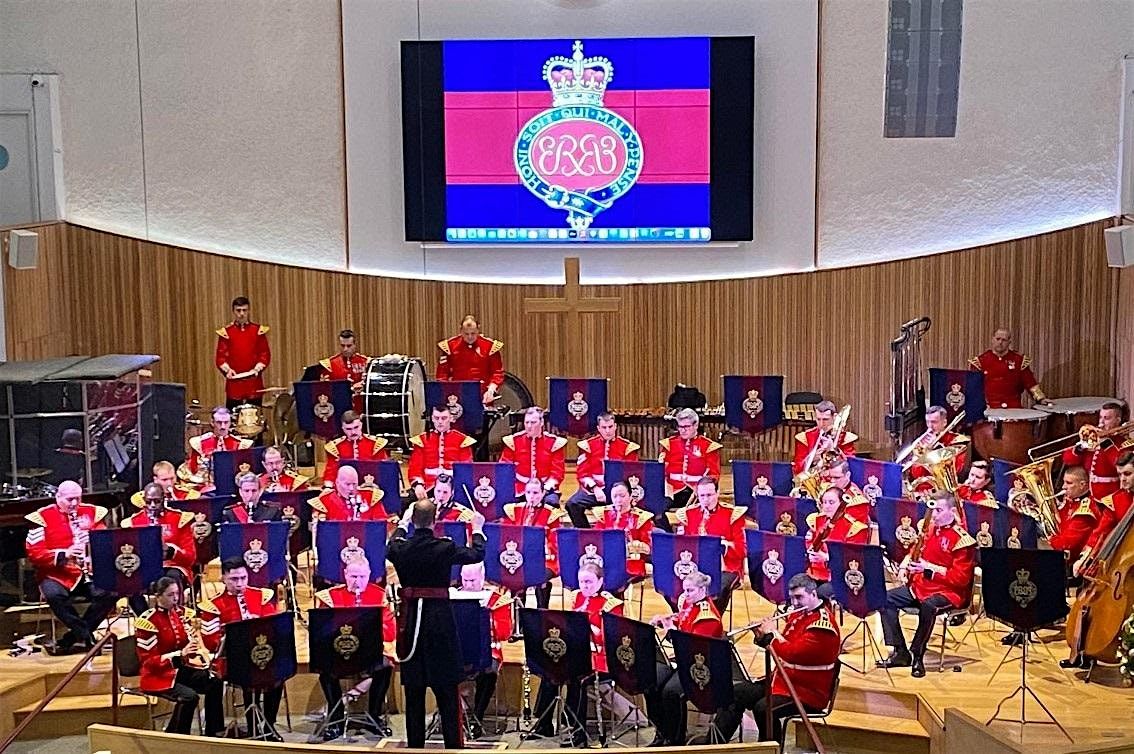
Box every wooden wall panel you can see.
[1117,263,1134,403]
[2,220,1119,449]
[2,223,73,360]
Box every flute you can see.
[726,605,810,639]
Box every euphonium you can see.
[1007,457,1062,539]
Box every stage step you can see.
[787,709,929,754]
[14,693,152,738]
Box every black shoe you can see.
[911,655,926,678]
[1001,631,1027,646]
[1059,655,1091,670]
[468,716,485,740]
[647,734,672,747]
[876,650,912,668]
[321,725,344,742]
[948,613,966,626]
[570,730,588,748]
[264,731,284,743]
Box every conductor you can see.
[387,493,486,748]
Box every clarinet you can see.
[68,510,92,576]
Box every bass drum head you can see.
[488,372,536,453]
[362,355,426,452]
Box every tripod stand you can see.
[837,615,893,685]
[985,638,1073,742]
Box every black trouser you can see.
[40,578,118,646]
[880,586,954,657]
[516,569,556,610]
[663,571,739,614]
[473,671,497,721]
[653,489,694,532]
[643,662,685,744]
[565,489,602,528]
[318,665,392,726]
[713,679,819,742]
[166,666,224,735]
[404,683,461,748]
[240,685,282,734]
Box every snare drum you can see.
[972,408,1049,464]
[362,355,426,452]
[232,403,266,439]
[1034,396,1120,441]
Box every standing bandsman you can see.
[407,405,476,501]
[436,315,505,405]
[968,327,1050,409]
[792,400,857,475]
[214,296,271,409]
[499,407,567,503]
[658,408,722,516]
[878,491,976,678]
[1061,402,1128,501]
[322,410,389,487]
[673,477,746,611]
[317,329,370,414]
[565,413,640,528]
[25,481,116,655]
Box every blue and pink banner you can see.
[294,379,353,439]
[555,528,629,594]
[826,542,888,619]
[90,526,164,596]
[339,459,404,516]
[442,37,711,231]
[992,459,1020,504]
[751,495,813,535]
[650,533,723,600]
[547,377,608,437]
[452,461,514,521]
[218,522,290,588]
[314,521,388,585]
[212,447,266,496]
[874,497,928,562]
[848,457,904,500]
[722,375,784,435]
[731,460,794,512]
[744,530,808,606]
[601,459,665,515]
[929,368,985,425]
[961,503,1039,551]
[484,523,549,591]
[424,380,484,436]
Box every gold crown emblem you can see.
[1016,569,1030,580]
[249,538,263,550]
[849,559,860,570]
[239,462,252,473]
[347,536,361,547]
[255,634,268,646]
[339,624,354,636]
[120,543,135,554]
[547,626,561,639]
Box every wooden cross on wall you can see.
[522,257,622,366]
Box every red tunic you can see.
[674,503,747,575]
[593,506,654,579]
[314,584,397,659]
[322,434,390,486]
[187,432,253,477]
[503,502,566,574]
[956,484,998,509]
[673,596,724,638]
[791,427,858,475]
[407,430,476,490]
[24,503,109,590]
[907,522,976,607]
[259,470,311,492]
[768,604,841,711]
[122,508,197,582]
[804,512,870,582]
[1084,488,1134,554]
[1049,495,1103,562]
[968,349,1042,409]
[573,591,623,673]
[134,606,199,693]
[436,335,505,394]
[318,352,369,413]
[1062,441,1122,501]
[484,587,514,664]
[199,587,277,678]
[575,435,640,491]
[500,432,568,494]
[658,434,722,494]
[215,322,271,401]
[308,488,392,522]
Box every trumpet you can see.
[727,605,810,639]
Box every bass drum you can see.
[487,372,536,453]
[362,355,426,452]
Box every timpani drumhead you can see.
[1033,396,1118,415]
[981,408,1049,422]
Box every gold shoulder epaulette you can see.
[437,339,451,355]
[259,587,275,601]
[501,434,516,451]
[805,512,819,530]
[489,339,504,355]
[809,612,837,633]
[314,588,333,607]
[1021,354,1032,368]
[324,439,340,458]
[625,440,641,455]
[576,438,592,455]
[258,325,270,335]
[134,614,158,633]
[92,505,110,524]
[550,435,568,452]
[727,504,747,524]
[794,431,810,444]
[408,434,425,448]
[130,490,145,509]
[967,355,981,369]
[177,510,195,527]
[215,327,229,339]
[318,358,332,371]
[842,431,859,445]
[953,527,977,549]
[459,433,476,448]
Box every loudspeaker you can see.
[151,383,187,467]
[7,229,38,270]
[1105,225,1134,268]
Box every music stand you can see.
[826,542,893,684]
[89,525,165,625]
[980,548,1072,742]
[601,613,664,746]
[517,608,593,744]
[427,595,493,741]
[668,629,742,744]
[307,607,383,742]
[223,612,298,740]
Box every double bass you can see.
[1066,499,1134,661]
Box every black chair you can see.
[114,635,194,731]
[778,661,841,753]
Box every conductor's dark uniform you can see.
[387,523,485,748]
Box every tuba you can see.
[1007,457,1061,539]
[911,445,961,494]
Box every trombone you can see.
[793,405,851,496]
[895,411,966,470]
[1027,419,1134,462]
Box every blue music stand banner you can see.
[555,528,629,594]
[424,380,484,436]
[452,462,514,521]
[744,530,807,605]
[752,495,812,534]
[992,458,1021,504]
[827,542,888,619]
[315,520,389,585]
[731,461,793,514]
[218,521,290,588]
[484,523,548,591]
[548,377,608,437]
[212,447,266,496]
[848,457,903,500]
[601,459,666,515]
[340,459,404,515]
[650,532,723,600]
[928,368,985,426]
[294,379,353,439]
[722,375,784,434]
[90,525,165,596]
[874,496,927,562]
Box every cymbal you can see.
[256,386,291,394]
[11,467,52,479]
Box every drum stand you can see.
[985,638,1073,742]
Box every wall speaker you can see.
[1104,225,1134,268]
[7,229,38,270]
